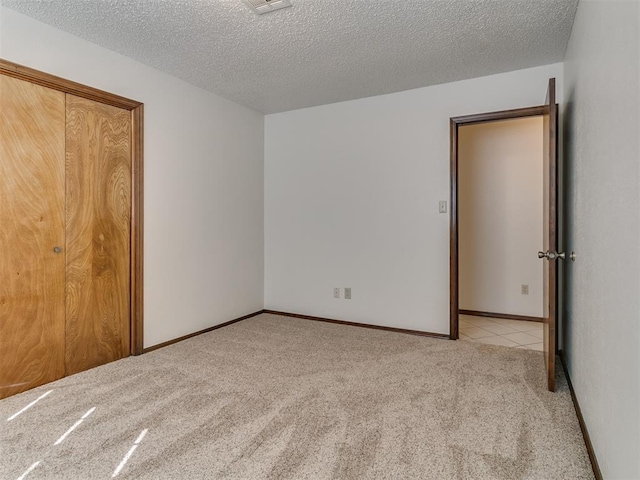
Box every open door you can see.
[540,78,559,392]
[450,79,562,393]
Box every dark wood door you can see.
[542,78,558,392]
[0,75,67,399]
[65,94,132,376]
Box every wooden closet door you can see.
[65,95,131,375]
[0,75,66,399]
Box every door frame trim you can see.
[0,58,145,355]
[449,105,548,340]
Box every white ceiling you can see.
[3,0,578,114]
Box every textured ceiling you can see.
[3,0,578,113]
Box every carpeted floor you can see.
[1,313,593,479]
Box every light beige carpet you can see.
[1,313,593,479]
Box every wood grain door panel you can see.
[543,78,557,392]
[0,76,66,399]
[65,95,131,376]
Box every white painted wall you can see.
[265,63,562,334]
[459,118,543,318]
[563,1,640,478]
[0,7,265,348]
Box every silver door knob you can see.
[53,246,62,254]
[538,250,565,260]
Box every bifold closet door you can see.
[65,95,131,376]
[0,75,66,399]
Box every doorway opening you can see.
[450,105,549,349]
[455,114,545,350]
[449,78,559,394]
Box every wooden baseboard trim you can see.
[459,309,543,323]
[142,308,449,352]
[142,310,264,353]
[559,351,603,480]
[263,310,450,339]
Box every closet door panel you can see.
[65,95,131,375]
[0,76,66,399]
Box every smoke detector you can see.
[244,0,292,15]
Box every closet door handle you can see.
[53,246,62,254]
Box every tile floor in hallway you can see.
[459,314,544,350]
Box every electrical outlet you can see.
[333,287,340,299]
[439,201,447,213]
[521,284,529,295]
[344,288,351,299]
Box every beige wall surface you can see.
[458,118,543,318]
